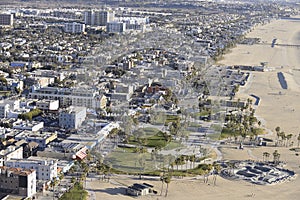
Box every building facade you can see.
[107,22,126,33]
[64,22,85,33]
[59,106,86,129]
[5,156,57,181]
[0,146,23,166]
[36,99,59,111]
[29,87,105,109]
[84,10,114,26]
[0,166,36,198]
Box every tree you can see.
[273,150,280,164]
[286,134,293,147]
[297,134,300,147]
[275,126,281,146]
[212,162,221,186]
[263,152,270,162]
[164,175,171,197]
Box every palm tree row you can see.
[275,126,294,147]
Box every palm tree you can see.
[263,152,270,162]
[212,163,221,186]
[273,150,280,165]
[164,175,171,197]
[286,134,293,147]
[160,174,165,196]
[298,134,300,147]
[275,126,281,146]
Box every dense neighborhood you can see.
[0,0,298,199]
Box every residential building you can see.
[14,131,57,149]
[29,87,105,109]
[0,146,23,166]
[59,106,86,129]
[107,22,126,33]
[84,10,114,26]
[5,156,57,181]
[36,99,59,111]
[0,13,13,27]
[13,121,44,132]
[64,22,85,33]
[0,166,36,198]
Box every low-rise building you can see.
[0,146,23,166]
[13,121,44,132]
[36,99,59,111]
[14,131,57,149]
[59,106,86,129]
[5,156,57,181]
[29,87,104,109]
[0,166,36,198]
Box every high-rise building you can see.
[64,22,85,33]
[0,14,13,27]
[84,9,114,26]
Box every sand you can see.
[86,16,300,200]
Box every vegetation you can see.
[59,182,88,200]
[220,98,263,142]
[18,108,42,121]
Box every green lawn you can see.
[59,182,88,200]
[104,149,158,173]
[129,128,170,148]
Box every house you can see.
[126,183,154,196]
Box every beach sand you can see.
[86,17,300,200]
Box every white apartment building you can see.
[28,87,104,109]
[64,22,85,33]
[0,166,36,198]
[84,10,114,26]
[59,106,86,129]
[5,156,57,181]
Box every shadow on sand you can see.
[89,187,127,196]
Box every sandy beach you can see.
[86,16,300,200]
